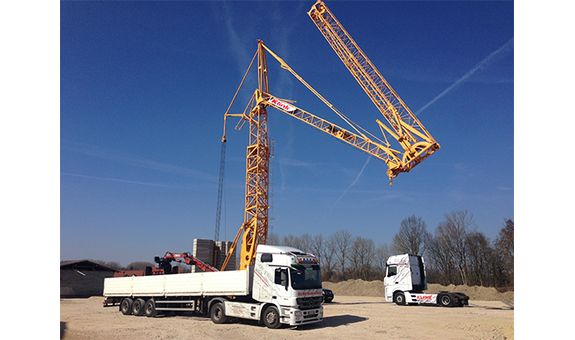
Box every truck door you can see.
[383,265,398,300]
[385,261,413,295]
[408,255,427,292]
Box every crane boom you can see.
[265,95,402,167]
[308,1,440,180]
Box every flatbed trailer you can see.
[104,269,252,311]
[103,245,324,328]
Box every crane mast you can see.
[221,41,271,271]
[308,1,440,180]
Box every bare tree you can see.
[282,234,300,249]
[374,243,391,279]
[322,234,337,281]
[266,232,280,246]
[391,215,430,255]
[298,233,313,253]
[465,231,492,286]
[426,230,457,285]
[349,237,376,280]
[104,261,124,271]
[92,260,125,271]
[310,234,325,265]
[495,219,514,287]
[331,230,353,280]
[425,215,515,287]
[126,262,155,271]
[429,210,476,285]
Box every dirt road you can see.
[60,296,513,340]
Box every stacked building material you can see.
[192,239,215,273]
[192,239,238,272]
[215,240,236,271]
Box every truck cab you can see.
[251,245,323,325]
[384,254,427,302]
[384,254,469,307]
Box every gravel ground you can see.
[60,296,513,340]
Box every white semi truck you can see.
[103,245,323,328]
[384,254,469,307]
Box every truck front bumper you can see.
[285,305,323,326]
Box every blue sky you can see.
[59,0,514,266]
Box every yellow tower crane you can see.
[220,1,439,271]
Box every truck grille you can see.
[296,296,322,310]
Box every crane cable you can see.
[216,49,259,241]
[262,44,389,147]
[214,140,226,241]
[222,49,259,142]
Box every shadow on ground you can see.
[60,322,66,339]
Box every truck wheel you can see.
[393,292,406,306]
[120,298,133,315]
[132,298,146,316]
[439,294,453,307]
[210,302,228,324]
[262,305,281,329]
[144,299,157,317]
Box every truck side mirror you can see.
[274,268,289,290]
[281,270,288,290]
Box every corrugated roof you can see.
[60,260,116,272]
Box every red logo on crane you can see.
[269,98,296,112]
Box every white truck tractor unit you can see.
[384,254,469,307]
[103,245,323,328]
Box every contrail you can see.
[415,37,514,116]
[323,156,371,219]
[61,139,215,182]
[61,172,183,188]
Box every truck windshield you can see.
[290,265,322,290]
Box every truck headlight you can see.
[293,310,303,321]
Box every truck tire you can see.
[144,299,157,317]
[210,302,228,324]
[132,298,146,316]
[438,293,453,307]
[262,305,281,329]
[393,292,406,306]
[120,298,133,315]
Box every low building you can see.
[60,260,116,297]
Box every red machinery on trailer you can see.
[114,251,218,277]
